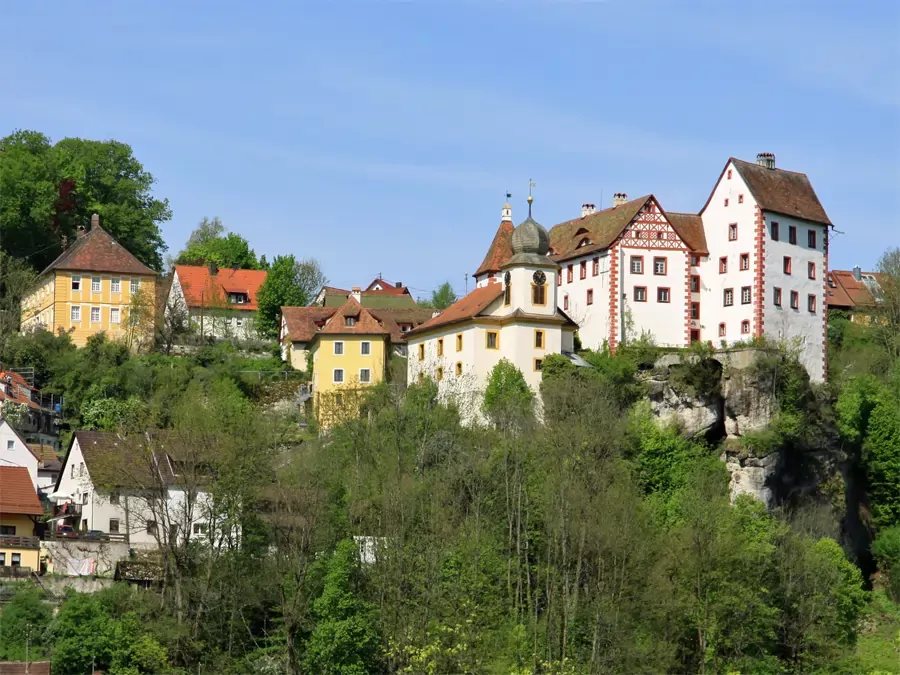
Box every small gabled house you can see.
[0,466,43,573]
[0,419,40,490]
[826,267,885,321]
[312,279,419,310]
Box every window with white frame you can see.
[723,289,734,307]
[71,305,81,322]
[130,278,140,294]
[359,368,371,383]
[91,277,101,293]
[361,341,371,355]
[90,306,101,323]
[6,440,14,451]
[193,522,208,535]
[741,287,751,305]
[111,278,121,293]
[333,341,344,355]
[333,368,344,383]
[71,275,81,291]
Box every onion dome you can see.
[504,195,552,267]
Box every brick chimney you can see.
[853,265,862,281]
[91,213,100,229]
[395,281,403,289]
[756,152,776,169]
[208,261,218,276]
[351,287,361,303]
[581,203,596,218]
[612,193,628,207]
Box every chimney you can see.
[756,152,776,170]
[61,235,68,250]
[501,200,513,223]
[853,265,861,281]
[208,261,218,276]
[91,213,100,229]
[612,193,628,207]
[76,225,87,239]
[395,281,403,289]
[351,286,361,302]
[232,263,240,272]
[581,203,596,218]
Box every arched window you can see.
[504,281,511,305]
[455,362,462,376]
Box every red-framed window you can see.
[719,256,728,274]
[740,253,750,271]
[741,320,750,334]
[718,322,726,337]
[728,223,738,241]
[808,262,816,280]
[586,289,594,305]
[691,302,700,320]
[807,294,816,313]
[771,222,780,241]
[789,226,797,245]
[592,257,599,276]
[634,286,647,302]
[567,265,573,283]
[727,169,732,180]
[723,288,734,306]
[557,270,562,286]
[808,230,817,248]
[630,256,644,274]
[738,194,744,204]
[690,254,700,266]
[580,261,587,280]
[773,287,782,306]
[657,287,671,303]
[653,257,667,275]
[724,198,729,207]
[690,275,700,292]
[563,294,569,310]
[790,291,799,309]
[783,256,792,274]
[741,286,751,304]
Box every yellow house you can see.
[310,297,390,427]
[0,466,43,573]
[20,214,158,348]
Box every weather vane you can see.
[506,192,512,200]
[527,178,535,216]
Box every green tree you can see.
[256,255,327,338]
[175,217,260,269]
[0,587,53,660]
[0,130,171,271]
[418,281,458,310]
[873,247,900,361]
[864,387,900,529]
[0,251,37,349]
[482,359,533,430]
[305,539,381,675]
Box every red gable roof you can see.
[40,225,156,277]
[364,278,410,295]
[319,297,389,336]
[827,270,884,309]
[175,265,267,311]
[475,220,515,277]
[408,283,504,335]
[0,466,42,515]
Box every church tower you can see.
[500,195,559,316]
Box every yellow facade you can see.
[0,513,40,571]
[312,334,387,426]
[21,270,157,347]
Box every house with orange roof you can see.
[167,262,268,340]
[0,465,44,573]
[19,214,159,348]
[0,369,63,451]
[312,278,419,310]
[826,267,884,321]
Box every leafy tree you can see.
[864,387,900,529]
[873,526,900,600]
[0,130,171,271]
[256,255,327,338]
[304,539,381,675]
[0,251,37,350]
[418,281,458,310]
[873,247,900,360]
[482,359,533,430]
[0,587,52,660]
[174,216,260,270]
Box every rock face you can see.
[645,375,721,438]
[721,364,776,439]
[721,448,780,509]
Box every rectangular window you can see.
[728,224,738,241]
[486,331,499,349]
[418,344,425,361]
[0,526,14,535]
[567,265,573,283]
[808,294,817,313]
[657,287,670,303]
[719,257,728,274]
[724,198,729,207]
[361,341,371,355]
[111,278,121,293]
[71,305,81,322]
[344,316,356,327]
[789,226,797,245]
[6,440,14,451]
[11,553,21,566]
[109,519,120,534]
[535,329,545,349]
[783,257,792,275]
[808,230,817,248]
[532,283,546,305]
[359,368,371,383]
[808,262,816,280]
[690,255,700,266]
[147,520,158,536]
[727,169,732,179]
[534,358,543,372]
[773,287,782,307]
[690,275,700,292]
[740,253,750,271]
[504,283,511,306]
[592,257,599,276]
[435,367,444,381]
[771,222,780,241]
[193,523,208,535]
[691,302,700,320]
[437,339,444,356]
[718,323,726,337]
[110,493,120,505]
[742,320,750,334]
[741,286,751,304]
[333,368,344,383]
[557,271,562,286]
[586,289,594,305]
[130,278,140,294]
[456,334,463,351]
[653,257,667,275]
[634,286,647,302]
[790,291,799,309]
[71,275,81,291]
[90,306,101,323]
[563,295,569,311]
[738,194,744,204]
[580,261,587,280]
[455,362,462,376]
[92,276,101,293]
[630,256,644,274]
[724,288,734,307]
[0,553,5,566]
[333,341,344,355]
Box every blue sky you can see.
[3,1,898,297]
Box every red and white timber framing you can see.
[752,206,767,338]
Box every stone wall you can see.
[42,539,156,577]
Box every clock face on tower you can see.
[533,270,546,285]
[504,271,511,285]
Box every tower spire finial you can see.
[527,179,535,218]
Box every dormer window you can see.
[400,324,411,333]
[578,238,592,248]
[345,316,357,327]
[574,227,590,236]
[228,292,249,304]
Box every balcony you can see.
[0,565,34,578]
[0,535,40,549]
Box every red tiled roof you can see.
[664,212,709,255]
[827,270,884,309]
[0,466,42,515]
[364,278,410,295]
[40,225,157,276]
[319,297,389,336]
[369,307,436,342]
[408,284,504,335]
[281,306,338,343]
[727,158,832,226]
[475,220,515,277]
[175,265,267,311]
[0,371,41,411]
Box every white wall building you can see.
[409,199,578,422]
[0,419,39,490]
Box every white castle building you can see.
[474,153,831,381]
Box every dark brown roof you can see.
[408,283,504,335]
[549,196,650,262]
[0,466,43,515]
[665,212,709,255]
[318,297,389,336]
[729,158,832,225]
[282,306,337,343]
[40,225,157,277]
[475,220,515,277]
